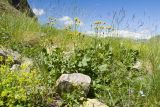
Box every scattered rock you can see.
[82,99,109,107]
[56,73,91,96]
[0,50,6,57]
[133,61,142,70]
[21,57,33,72]
[0,50,7,64]
[0,47,33,72]
[9,50,21,64]
[0,48,21,65]
[10,64,20,71]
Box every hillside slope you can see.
[0,0,160,106]
[0,0,35,17]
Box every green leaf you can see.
[81,56,90,67]
[98,64,107,72]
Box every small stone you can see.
[82,99,109,107]
[133,61,142,70]
[10,64,20,71]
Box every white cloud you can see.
[59,16,83,26]
[85,30,152,39]
[85,30,95,35]
[59,16,71,21]
[59,16,74,25]
[115,30,152,39]
[33,8,45,16]
[64,20,74,25]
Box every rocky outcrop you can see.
[0,48,33,72]
[56,73,91,96]
[55,73,110,107]
[0,48,21,65]
[0,0,35,17]
[8,0,35,17]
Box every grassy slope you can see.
[0,0,20,15]
[0,0,160,106]
[0,0,35,17]
[0,0,146,54]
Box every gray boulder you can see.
[21,57,33,72]
[0,48,33,72]
[0,48,21,64]
[56,73,91,96]
[8,49,21,64]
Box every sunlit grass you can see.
[0,4,160,106]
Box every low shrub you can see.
[0,56,50,107]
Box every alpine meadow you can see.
[0,0,160,107]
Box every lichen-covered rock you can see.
[0,48,21,65]
[82,99,109,107]
[10,64,20,71]
[56,73,91,96]
[133,61,142,70]
[21,57,33,72]
[0,48,33,72]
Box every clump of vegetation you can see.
[0,0,160,106]
[37,42,150,106]
[0,56,43,106]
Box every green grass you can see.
[0,0,20,15]
[0,1,160,106]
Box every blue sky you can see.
[28,0,160,39]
